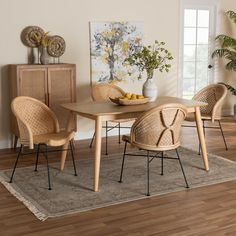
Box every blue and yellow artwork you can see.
[90,22,144,90]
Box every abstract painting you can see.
[90,22,144,92]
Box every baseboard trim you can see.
[222,108,233,117]
[0,140,12,149]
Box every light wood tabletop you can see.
[61,96,208,192]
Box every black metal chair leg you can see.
[147,151,150,196]
[9,145,23,183]
[34,144,40,171]
[218,120,228,150]
[89,132,95,148]
[105,121,108,155]
[161,151,164,175]
[118,122,121,144]
[70,141,78,176]
[119,141,127,183]
[175,149,189,188]
[44,145,52,190]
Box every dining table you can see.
[61,96,208,192]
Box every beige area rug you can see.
[1,147,236,221]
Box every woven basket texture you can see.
[92,83,134,123]
[11,96,74,149]
[189,84,227,122]
[91,83,125,102]
[128,103,187,151]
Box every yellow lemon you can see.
[131,94,137,100]
[125,93,132,99]
[137,95,144,99]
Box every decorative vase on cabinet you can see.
[40,47,50,64]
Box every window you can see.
[179,0,219,99]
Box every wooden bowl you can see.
[109,97,120,105]
[109,97,149,106]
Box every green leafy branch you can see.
[125,40,173,79]
[219,82,236,96]
[226,10,236,23]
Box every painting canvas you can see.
[90,22,144,93]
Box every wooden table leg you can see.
[60,143,69,171]
[94,116,102,192]
[194,106,209,171]
[60,111,75,171]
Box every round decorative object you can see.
[47,35,66,57]
[21,26,44,47]
[142,78,158,102]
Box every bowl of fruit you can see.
[109,93,149,106]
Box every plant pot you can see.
[142,78,157,102]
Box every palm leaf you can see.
[225,61,236,71]
[211,10,236,85]
[212,48,235,58]
[215,35,236,50]
[219,82,236,95]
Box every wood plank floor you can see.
[1,118,236,235]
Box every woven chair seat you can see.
[184,84,228,151]
[119,103,189,196]
[122,104,187,152]
[90,83,136,155]
[33,131,75,147]
[92,83,135,124]
[10,96,78,190]
[185,84,226,123]
[191,84,227,123]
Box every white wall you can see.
[0,0,235,148]
[216,0,236,115]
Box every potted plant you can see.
[212,11,236,97]
[125,40,173,101]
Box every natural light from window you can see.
[182,9,210,99]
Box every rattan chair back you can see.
[91,83,125,101]
[130,103,187,151]
[192,84,227,122]
[11,96,59,149]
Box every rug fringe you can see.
[0,175,47,221]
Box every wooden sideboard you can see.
[9,63,76,147]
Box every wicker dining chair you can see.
[10,96,77,190]
[119,103,189,196]
[184,83,228,152]
[90,83,135,155]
